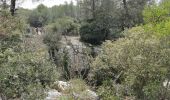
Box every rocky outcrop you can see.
[53,81,70,92]
[73,89,99,100]
[163,80,170,88]
[46,90,62,100]
[46,81,99,100]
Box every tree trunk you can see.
[10,0,16,16]
[92,0,95,19]
[123,0,128,14]
[122,0,130,28]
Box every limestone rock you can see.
[53,81,70,92]
[72,89,99,100]
[47,81,99,100]
[45,89,62,100]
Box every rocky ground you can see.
[24,33,99,100]
[46,81,99,100]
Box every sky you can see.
[19,0,161,10]
[20,0,76,9]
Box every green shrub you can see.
[0,9,59,99]
[69,79,88,94]
[143,0,170,36]
[20,84,46,100]
[93,26,170,99]
[60,79,91,100]
[80,21,108,45]
[0,51,59,99]
[43,32,61,50]
[97,80,120,100]
[56,17,80,36]
[28,4,49,27]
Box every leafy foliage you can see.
[1,0,170,100]
[56,17,80,36]
[93,27,170,99]
[143,0,170,36]
[79,0,153,43]
[80,21,108,45]
[48,1,77,23]
[28,4,49,27]
[0,51,58,98]
[0,8,59,99]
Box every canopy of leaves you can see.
[143,0,170,36]
[28,4,49,27]
[93,26,170,99]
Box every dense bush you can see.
[43,32,61,49]
[43,21,62,63]
[1,0,170,99]
[92,27,170,99]
[143,0,170,36]
[0,10,59,99]
[90,1,170,99]
[55,17,80,36]
[0,51,59,99]
[80,21,109,45]
[28,4,49,27]
[44,17,79,36]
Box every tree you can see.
[143,0,170,36]
[0,1,60,99]
[0,0,38,16]
[69,1,76,18]
[122,0,130,29]
[28,4,49,27]
[78,0,153,44]
[0,0,7,9]
[0,0,16,15]
[10,0,16,16]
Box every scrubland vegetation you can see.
[0,0,170,99]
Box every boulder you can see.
[53,81,70,92]
[163,80,170,87]
[86,89,99,100]
[45,89,62,100]
[73,89,99,100]
[47,81,99,100]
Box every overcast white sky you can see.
[20,0,76,9]
[19,0,161,10]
